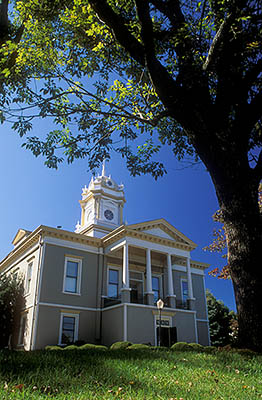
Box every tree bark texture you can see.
[196,136,262,351]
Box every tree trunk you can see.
[219,181,262,351]
[198,138,262,351]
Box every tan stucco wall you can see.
[101,306,124,346]
[174,311,197,343]
[192,274,208,320]
[39,244,99,308]
[126,306,156,345]
[35,304,98,349]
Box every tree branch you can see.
[0,0,9,42]
[203,16,231,71]
[88,0,145,66]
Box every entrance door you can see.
[156,327,177,347]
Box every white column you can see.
[123,243,129,288]
[186,257,194,298]
[146,248,153,293]
[167,254,174,296]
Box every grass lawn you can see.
[0,347,262,399]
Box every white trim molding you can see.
[58,312,79,345]
[63,256,82,295]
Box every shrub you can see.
[189,343,205,352]
[151,346,169,351]
[127,344,150,350]
[235,348,256,357]
[64,345,78,350]
[79,344,108,351]
[203,346,217,354]
[0,273,24,349]
[171,342,192,351]
[110,341,132,350]
[45,345,63,351]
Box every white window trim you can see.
[18,314,27,347]
[181,278,188,303]
[25,262,33,295]
[107,265,121,298]
[59,312,79,346]
[63,256,82,295]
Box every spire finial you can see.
[102,159,106,176]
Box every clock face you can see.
[107,180,113,187]
[104,209,114,221]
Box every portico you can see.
[103,221,197,310]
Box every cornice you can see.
[102,225,196,252]
[0,231,40,271]
[40,226,102,248]
[127,218,197,248]
[0,225,102,272]
[80,189,126,204]
[175,258,210,270]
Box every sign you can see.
[156,319,170,327]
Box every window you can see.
[63,257,82,294]
[108,268,119,298]
[152,276,161,304]
[18,314,27,346]
[26,262,33,294]
[59,313,79,345]
[130,271,144,304]
[181,280,188,305]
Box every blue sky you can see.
[0,121,236,311]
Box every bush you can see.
[127,344,150,350]
[110,341,132,350]
[45,345,63,351]
[79,344,108,351]
[171,342,193,351]
[189,343,205,352]
[235,348,256,357]
[203,346,217,354]
[0,273,24,349]
[64,345,78,350]
[151,346,169,351]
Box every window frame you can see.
[26,262,33,294]
[181,278,188,305]
[107,266,121,299]
[63,256,82,295]
[18,313,27,347]
[129,270,144,302]
[152,274,163,304]
[59,312,79,346]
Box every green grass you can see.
[0,347,262,399]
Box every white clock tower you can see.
[75,163,126,238]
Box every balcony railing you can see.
[176,299,190,310]
[103,297,121,308]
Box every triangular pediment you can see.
[12,229,31,247]
[127,219,197,247]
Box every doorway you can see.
[156,326,177,347]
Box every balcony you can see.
[176,299,190,310]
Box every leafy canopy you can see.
[1,0,261,176]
